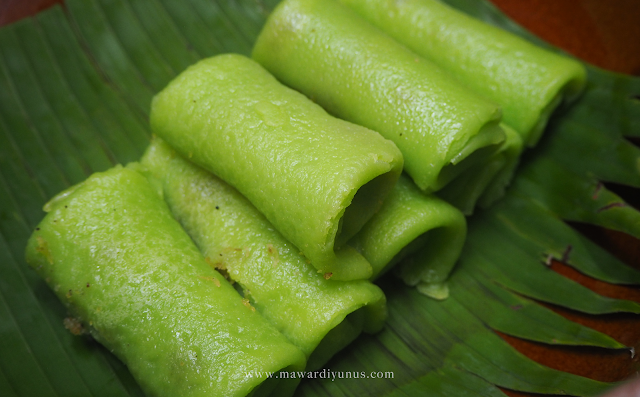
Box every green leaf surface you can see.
[0,0,638,396]
[450,270,625,348]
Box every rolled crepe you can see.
[25,166,306,397]
[150,54,403,281]
[348,174,466,299]
[338,0,587,146]
[252,0,506,193]
[437,124,523,215]
[141,139,387,370]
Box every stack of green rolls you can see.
[26,53,469,396]
[148,54,469,297]
[24,0,588,393]
[253,0,506,196]
[333,0,586,210]
[141,138,388,370]
[252,0,586,213]
[150,54,404,282]
[337,0,587,146]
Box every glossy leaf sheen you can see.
[0,0,638,396]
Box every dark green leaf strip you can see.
[335,342,403,396]
[539,120,640,188]
[422,300,549,393]
[396,289,551,393]
[415,292,611,396]
[127,0,201,74]
[7,24,99,182]
[384,280,609,395]
[21,16,118,173]
[36,7,150,164]
[234,0,270,32]
[385,298,450,369]
[314,377,349,397]
[39,5,151,127]
[450,269,625,348]
[452,275,568,346]
[0,121,49,229]
[384,385,413,397]
[336,327,431,394]
[298,284,445,395]
[0,364,19,397]
[561,86,640,141]
[0,171,39,248]
[260,0,283,13]
[463,232,640,314]
[514,157,640,239]
[316,333,418,396]
[0,36,71,198]
[587,67,640,98]
[211,0,264,47]
[0,227,96,396]
[462,220,637,314]
[382,318,443,372]
[95,0,177,92]
[492,192,640,284]
[400,366,507,397]
[155,0,224,58]
[368,330,427,382]
[586,69,640,115]
[0,285,57,397]
[481,192,640,284]
[382,284,447,370]
[363,333,430,393]
[65,0,155,112]
[188,0,253,54]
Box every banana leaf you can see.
[0,0,638,396]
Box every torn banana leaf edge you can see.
[0,0,638,396]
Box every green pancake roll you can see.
[141,139,387,370]
[477,124,525,208]
[252,0,505,194]
[338,0,587,146]
[150,54,403,281]
[348,174,466,299]
[25,166,306,397]
[437,124,523,215]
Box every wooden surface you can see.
[1,0,639,396]
[491,0,640,75]
[486,2,640,395]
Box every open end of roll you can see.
[334,169,401,248]
[560,68,588,106]
[525,92,563,147]
[430,121,505,193]
[397,215,466,289]
[327,245,373,280]
[373,230,431,281]
[527,67,586,147]
[436,153,507,215]
[478,124,524,208]
[306,310,365,371]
